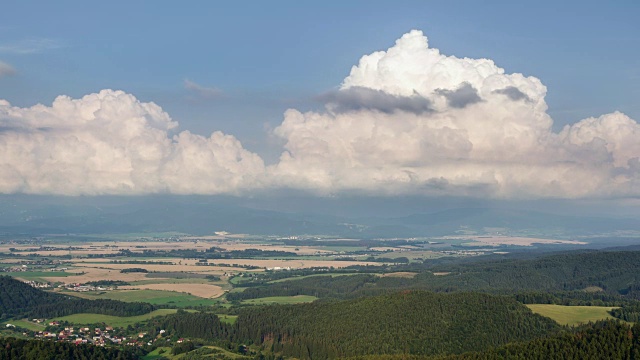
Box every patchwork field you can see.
[526,304,618,326]
[465,236,587,247]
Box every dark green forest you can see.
[0,337,141,360]
[347,321,640,360]
[0,276,155,319]
[228,251,640,303]
[150,292,558,359]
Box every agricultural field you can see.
[0,233,546,313]
[119,283,224,298]
[60,289,222,307]
[240,295,318,305]
[52,309,182,327]
[526,304,619,326]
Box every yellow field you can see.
[0,240,335,257]
[44,267,152,283]
[119,283,224,298]
[469,236,587,247]
[378,272,417,278]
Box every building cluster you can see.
[23,280,52,289]
[59,283,115,292]
[32,324,130,346]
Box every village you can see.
[5,320,187,348]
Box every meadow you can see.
[52,309,181,327]
[240,295,318,305]
[526,304,618,326]
[62,289,222,307]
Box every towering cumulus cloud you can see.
[270,30,640,198]
[0,90,264,195]
[1,30,639,198]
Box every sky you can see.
[0,1,639,211]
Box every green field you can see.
[53,309,180,327]
[2,319,45,331]
[269,273,360,283]
[131,278,213,285]
[241,295,318,305]
[217,314,238,324]
[63,289,220,307]
[12,271,71,282]
[526,304,618,326]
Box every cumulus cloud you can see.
[1,30,639,199]
[0,61,15,77]
[268,30,640,198]
[184,79,223,99]
[0,90,264,195]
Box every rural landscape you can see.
[1,1,639,359]
[2,221,640,359]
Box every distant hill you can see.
[228,250,640,302]
[349,320,640,360]
[0,195,638,237]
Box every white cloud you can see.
[0,38,64,54]
[268,30,640,199]
[1,30,639,199]
[0,90,264,195]
[0,61,15,77]
[184,79,223,99]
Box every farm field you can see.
[526,304,618,326]
[14,271,72,282]
[62,289,222,307]
[268,272,361,283]
[52,309,181,327]
[241,295,318,305]
[119,283,224,298]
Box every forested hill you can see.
[231,291,559,359]
[422,250,640,295]
[0,276,155,319]
[229,250,640,302]
[345,321,640,360]
[0,337,140,360]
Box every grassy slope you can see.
[62,289,220,307]
[526,304,618,326]
[1,319,45,331]
[268,273,360,283]
[241,295,318,305]
[52,309,179,327]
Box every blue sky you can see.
[0,1,639,207]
